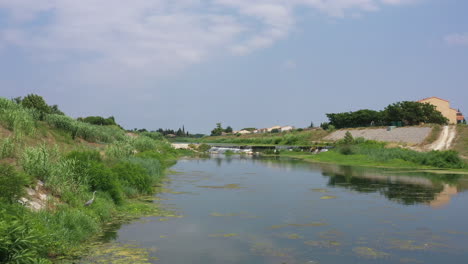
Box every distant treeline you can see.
[323,101,448,129]
[77,116,118,126]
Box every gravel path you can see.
[324,127,432,144]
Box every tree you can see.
[225,126,233,133]
[343,131,354,144]
[210,123,224,136]
[384,101,448,125]
[309,122,314,128]
[21,94,51,120]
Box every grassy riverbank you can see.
[0,96,189,263]
[266,139,468,173]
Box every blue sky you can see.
[0,0,467,133]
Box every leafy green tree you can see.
[21,94,51,120]
[384,101,448,125]
[343,131,354,144]
[225,126,233,133]
[211,123,224,136]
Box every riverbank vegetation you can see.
[276,133,467,171]
[454,125,468,159]
[0,95,185,263]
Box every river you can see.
[82,155,468,264]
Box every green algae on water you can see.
[304,240,341,248]
[353,247,389,259]
[320,195,337,200]
[82,243,158,264]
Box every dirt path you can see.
[428,125,457,151]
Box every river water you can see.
[82,155,468,264]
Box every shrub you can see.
[197,143,212,152]
[0,164,29,203]
[87,162,123,204]
[21,94,51,120]
[132,136,157,152]
[338,145,354,155]
[127,156,162,182]
[112,162,152,195]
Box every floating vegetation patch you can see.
[353,247,389,259]
[319,229,343,240]
[320,195,337,200]
[210,212,240,217]
[311,188,328,193]
[198,184,244,189]
[277,233,304,240]
[269,222,328,229]
[159,187,190,194]
[250,242,292,258]
[304,240,341,248]
[386,239,447,251]
[209,233,239,238]
[83,242,158,264]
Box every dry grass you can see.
[421,125,442,145]
[453,125,468,159]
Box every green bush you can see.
[132,136,157,152]
[127,156,162,182]
[0,164,29,203]
[112,162,152,195]
[87,162,123,204]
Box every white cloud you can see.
[0,0,422,79]
[444,33,468,46]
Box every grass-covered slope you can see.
[453,125,468,159]
[277,138,467,172]
[0,96,184,263]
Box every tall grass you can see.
[45,114,126,143]
[334,141,466,169]
[20,144,61,180]
[0,97,36,137]
[0,137,16,159]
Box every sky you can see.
[0,0,467,134]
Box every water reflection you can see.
[206,154,466,208]
[82,155,468,264]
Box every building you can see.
[418,97,464,124]
[280,126,295,132]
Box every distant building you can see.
[280,126,295,132]
[233,130,251,135]
[418,97,464,124]
[267,126,281,132]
